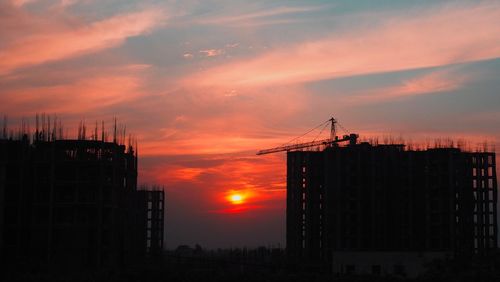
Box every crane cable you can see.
[311,122,329,143]
[336,121,350,136]
[280,119,331,147]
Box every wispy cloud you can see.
[1,0,499,249]
[199,49,224,57]
[185,2,500,88]
[0,8,166,74]
[0,64,148,115]
[59,0,78,8]
[347,69,470,103]
[140,152,286,214]
[196,5,326,26]
[11,0,37,7]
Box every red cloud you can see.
[0,65,147,115]
[185,2,500,88]
[346,68,470,103]
[0,7,165,74]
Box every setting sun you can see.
[228,194,245,205]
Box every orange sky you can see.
[1,0,499,248]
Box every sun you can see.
[228,193,245,205]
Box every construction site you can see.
[0,116,164,271]
[0,115,497,280]
[258,118,498,278]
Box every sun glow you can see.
[228,193,245,205]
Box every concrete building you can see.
[136,189,165,257]
[286,142,497,277]
[0,123,164,270]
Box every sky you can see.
[0,0,499,249]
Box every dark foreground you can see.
[2,249,500,282]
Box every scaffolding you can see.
[286,143,498,270]
[0,118,165,269]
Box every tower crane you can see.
[256,117,358,155]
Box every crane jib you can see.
[256,134,358,155]
[256,117,358,155]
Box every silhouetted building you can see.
[136,190,165,257]
[0,126,164,270]
[287,142,497,277]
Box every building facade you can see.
[0,136,164,269]
[287,142,497,276]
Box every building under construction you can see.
[258,118,498,277]
[0,117,164,270]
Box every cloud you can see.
[140,152,286,213]
[59,0,78,8]
[348,69,470,103]
[11,0,37,7]
[136,89,311,157]
[196,5,326,26]
[2,0,498,249]
[395,71,466,96]
[185,2,500,88]
[0,64,148,115]
[225,43,239,48]
[199,49,224,57]
[0,8,166,74]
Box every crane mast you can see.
[330,117,336,141]
[256,117,358,155]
